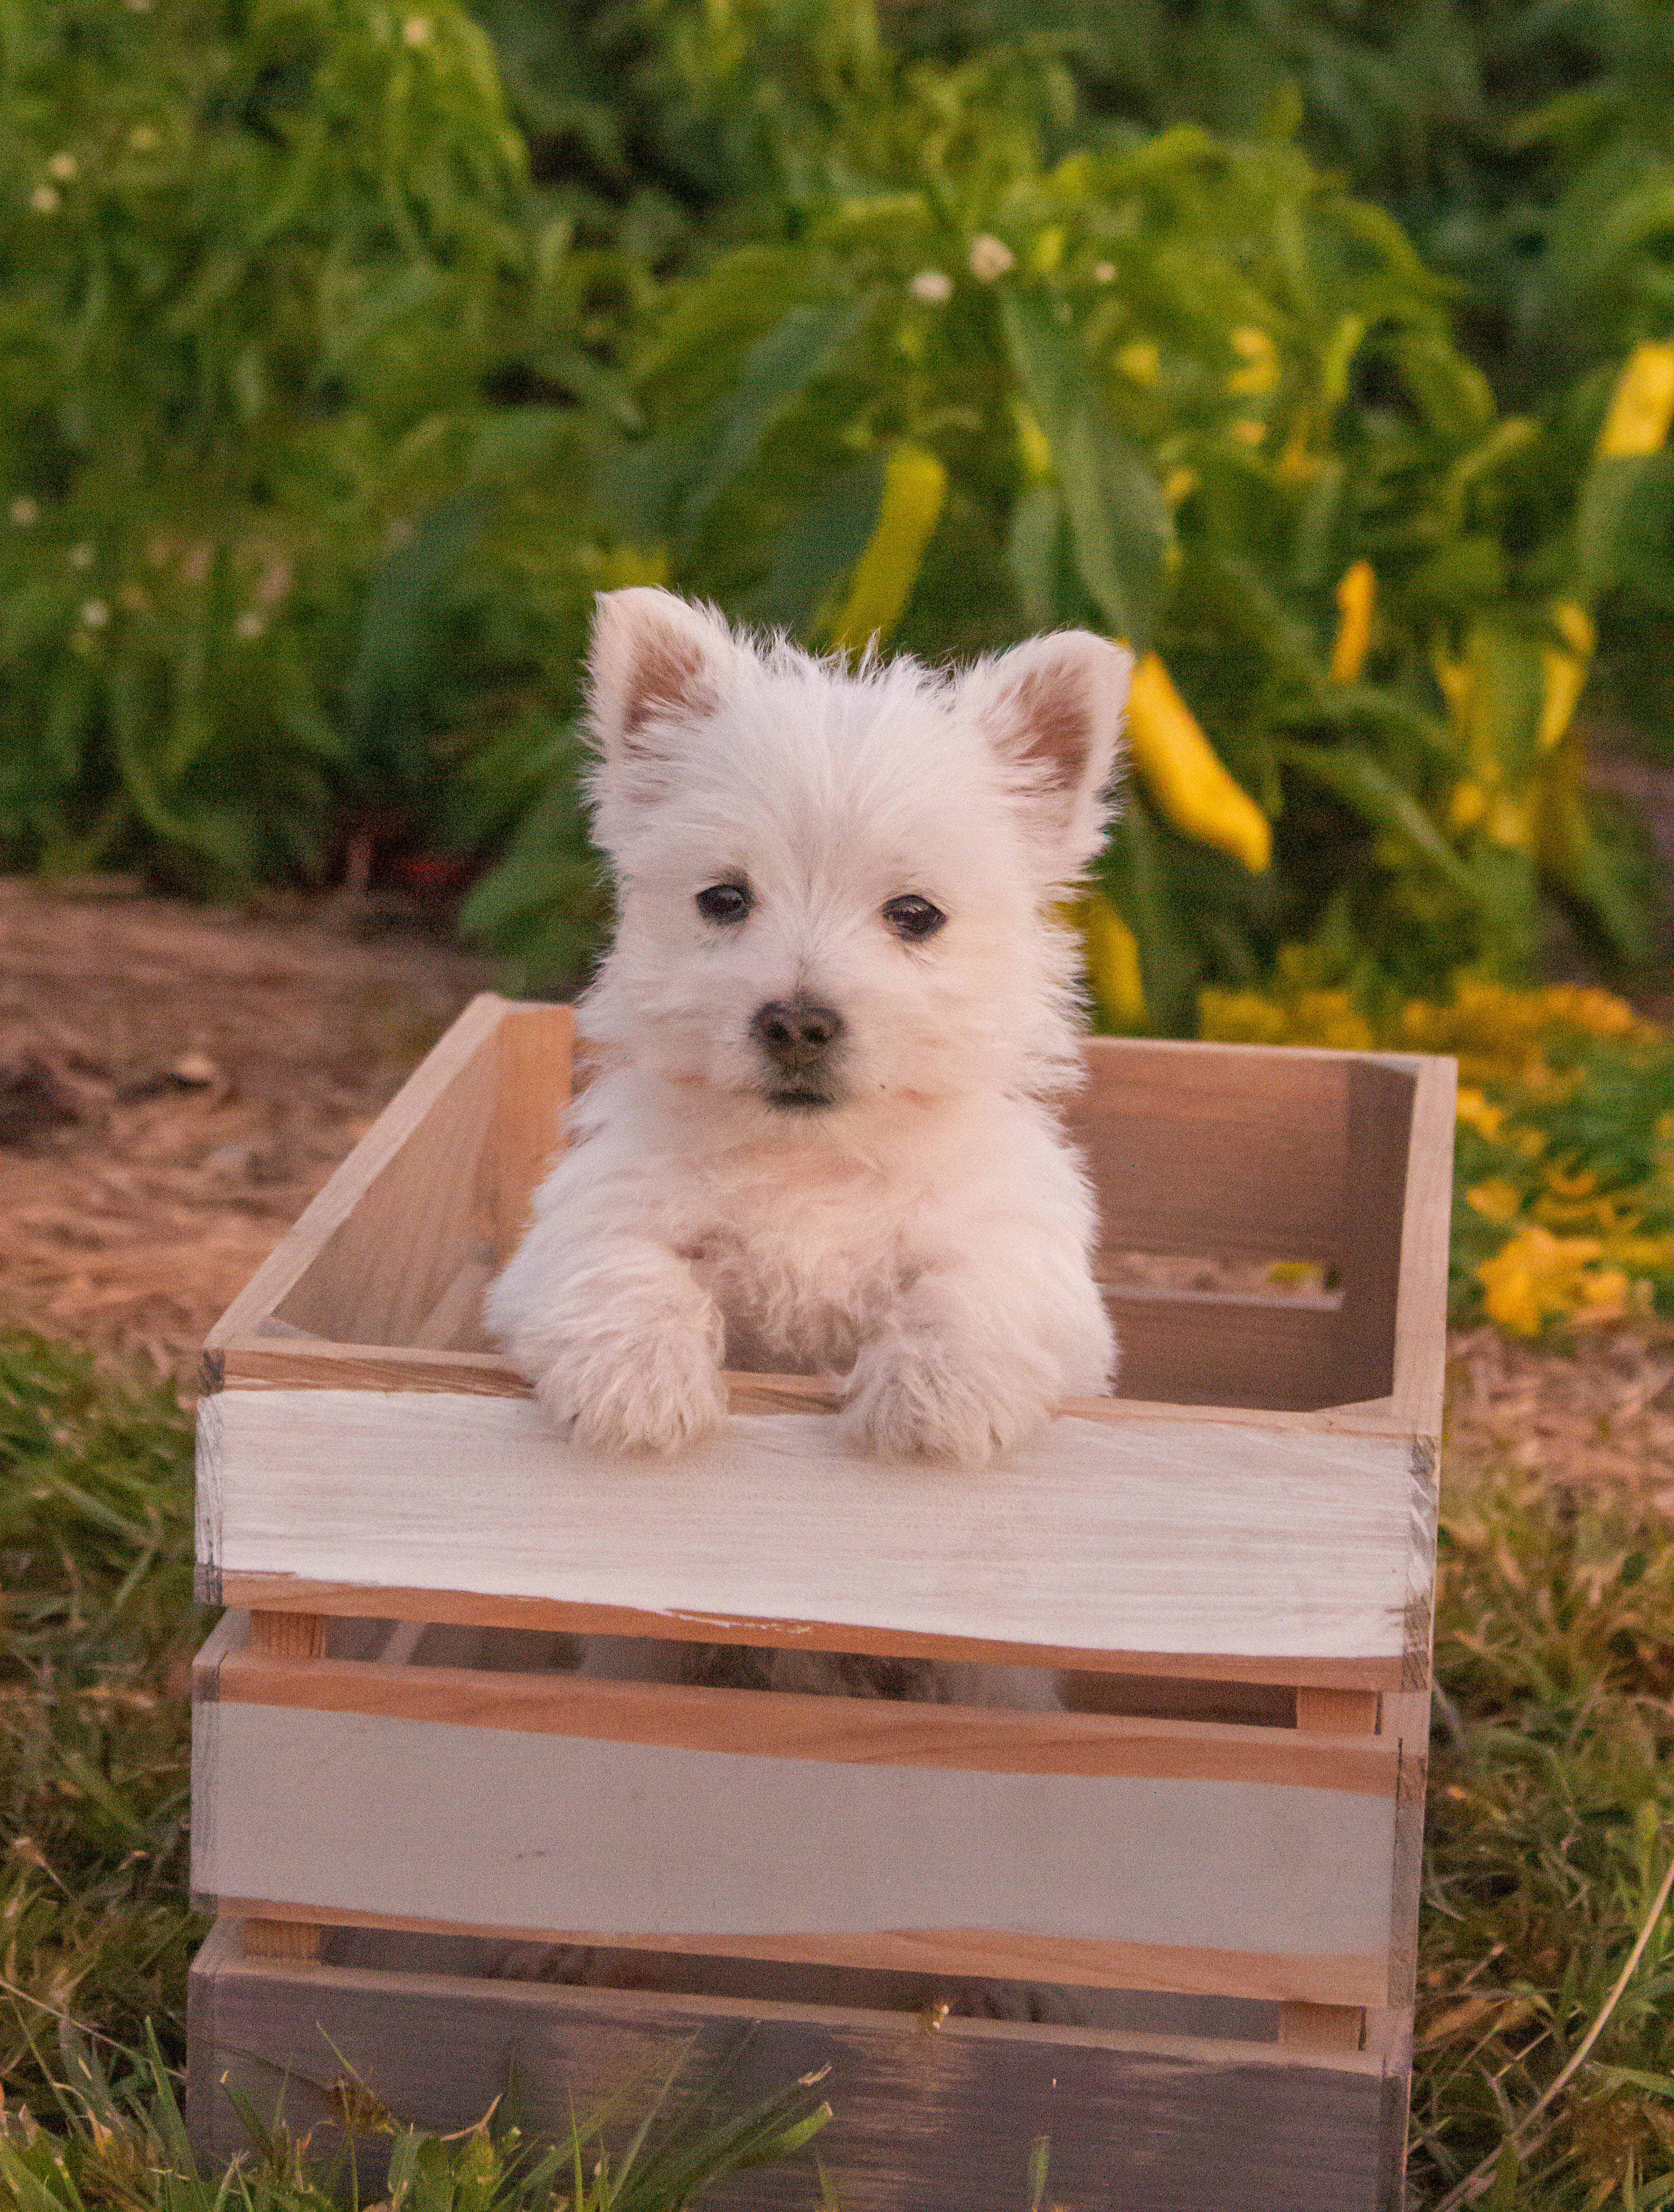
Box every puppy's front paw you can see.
[535,1323,727,1456]
[840,1338,1052,1466]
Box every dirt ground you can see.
[0,876,494,1373]
[1,874,1670,1495]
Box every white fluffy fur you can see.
[488,589,1131,1483]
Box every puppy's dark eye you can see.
[696,881,753,925]
[883,895,946,942]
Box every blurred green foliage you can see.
[0,0,1669,1014]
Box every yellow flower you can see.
[1485,793,1530,850]
[1447,779,1489,833]
[1073,892,1148,1030]
[1596,341,1674,459]
[1537,601,1595,752]
[1477,1225,1623,1335]
[1329,560,1376,685]
[1455,1088,1505,1140]
[828,443,947,656]
[1466,1180,1523,1224]
[1125,653,1271,872]
[1115,340,1159,388]
[1227,326,1279,397]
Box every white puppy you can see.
[488,588,1130,1478]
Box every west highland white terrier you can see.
[486,587,1130,1706]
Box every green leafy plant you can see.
[0,0,617,890]
[454,2,1655,1022]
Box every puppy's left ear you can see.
[960,630,1133,876]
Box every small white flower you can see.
[402,14,431,43]
[235,609,266,640]
[48,152,78,183]
[908,267,954,306]
[80,600,110,629]
[129,125,160,152]
[30,185,59,214]
[1092,261,1116,284]
[68,542,94,569]
[10,498,38,527]
[967,234,1015,282]
[125,0,153,12]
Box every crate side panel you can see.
[199,1389,1420,1667]
[1068,1041,1350,1266]
[1104,1288,1342,1411]
[194,1701,1395,1991]
[273,1043,500,1348]
[1335,1065,1414,1406]
[189,1931,1395,2212]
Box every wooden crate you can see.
[187,992,1454,2210]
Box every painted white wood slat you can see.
[198,1389,1429,1667]
[193,1701,1395,1964]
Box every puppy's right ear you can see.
[587,589,737,796]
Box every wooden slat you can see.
[244,1919,322,1961]
[191,1700,1395,2001]
[1297,1687,1381,1734]
[1104,1285,1343,1410]
[201,1639,1401,1794]
[195,1388,1430,1676]
[205,992,510,1348]
[492,1001,572,1264]
[409,1260,494,1352]
[197,1577,1405,1687]
[1385,1054,1456,1432]
[1334,1064,1414,1406]
[188,1919,1402,2210]
[1067,1038,1360,1266]
[204,1900,1392,2011]
[205,1332,1425,1435]
[247,1611,325,1661]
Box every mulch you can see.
[1,874,1669,1492]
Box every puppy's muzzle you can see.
[751,996,846,1109]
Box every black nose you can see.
[751,997,846,1065]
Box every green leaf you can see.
[1001,292,1168,648]
[1274,739,1480,900]
[672,296,874,553]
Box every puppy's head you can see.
[579,588,1130,1117]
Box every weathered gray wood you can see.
[188,1921,1404,2211]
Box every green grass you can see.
[2,1329,1672,2208]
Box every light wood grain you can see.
[201,1640,1402,1794]
[409,1260,494,1352]
[206,992,510,1348]
[196,1387,1430,1673]
[1280,2002,1366,2053]
[196,1576,1406,1686]
[244,1919,323,1961]
[197,1894,1393,2010]
[1385,1053,1457,1432]
[493,1002,572,1264]
[188,1918,1402,2210]
[247,1611,325,1661]
[191,1699,1396,1996]
[1297,1688,1381,1734]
